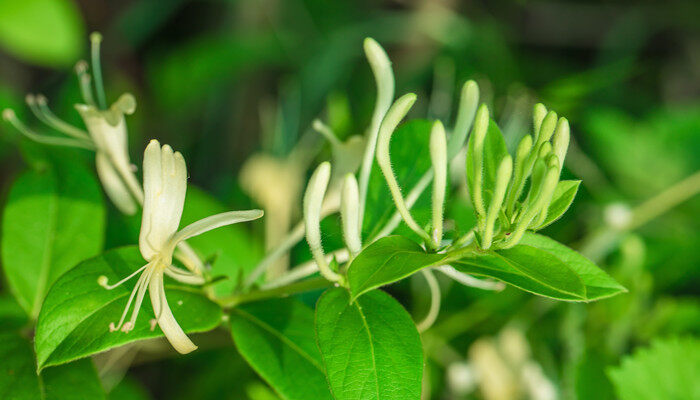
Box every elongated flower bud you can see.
[538,141,552,160]
[503,164,559,248]
[505,135,533,215]
[341,174,362,256]
[482,155,512,249]
[430,120,448,246]
[469,104,490,221]
[303,162,342,282]
[448,80,479,158]
[376,94,432,244]
[533,103,547,139]
[552,118,570,174]
[536,111,558,146]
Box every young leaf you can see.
[519,232,627,300]
[536,180,580,229]
[607,337,700,400]
[466,119,509,210]
[315,288,423,400]
[453,245,586,300]
[35,246,222,371]
[0,331,105,399]
[346,236,447,301]
[2,159,105,318]
[363,120,433,239]
[230,298,333,400]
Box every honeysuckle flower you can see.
[1,33,143,215]
[99,140,263,354]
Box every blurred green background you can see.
[0,0,698,399]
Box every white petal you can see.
[169,210,263,247]
[140,140,188,260]
[96,152,137,215]
[149,269,197,354]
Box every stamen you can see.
[2,109,95,150]
[312,119,341,146]
[35,95,90,140]
[75,60,97,107]
[98,264,148,290]
[90,32,107,109]
[124,266,155,332]
[109,270,148,332]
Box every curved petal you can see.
[169,210,263,248]
[96,152,137,215]
[149,269,197,354]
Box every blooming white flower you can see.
[99,140,263,353]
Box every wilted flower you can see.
[99,140,263,353]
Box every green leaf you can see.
[0,332,40,399]
[180,187,264,296]
[2,159,105,318]
[230,298,333,400]
[466,119,508,210]
[607,337,700,400]
[453,245,586,300]
[519,233,627,300]
[0,0,85,66]
[35,246,222,371]
[537,180,580,229]
[363,120,433,240]
[347,236,446,301]
[0,331,105,399]
[315,288,423,400]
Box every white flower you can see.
[99,140,263,354]
[75,93,143,215]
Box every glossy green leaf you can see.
[230,298,333,400]
[537,180,580,229]
[347,236,446,301]
[2,160,105,318]
[453,245,586,300]
[0,331,105,399]
[180,187,264,296]
[315,288,423,400]
[607,337,700,400]
[363,120,433,240]
[466,119,508,209]
[0,0,84,66]
[519,233,627,300]
[35,246,222,371]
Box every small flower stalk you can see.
[99,140,263,353]
[466,103,572,250]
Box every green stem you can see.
[217,277,332,308]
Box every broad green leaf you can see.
[519,233,627,300]
[363,120,433,240]
[230,298,332,400]
[347,236,446,301]
[0,0,84,66]
[0,331,105,399]
[0,295,28,330]
[452,245,586,300]
[315,288,423,400]
[42,358,105,400]
[180,187,264,296]
[607,337,700,400]
[35,246,222,371]
[0,332,40,399]
[2,159,105,318]
[537,180,580,229]
[466,119,508,210]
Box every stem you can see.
[217,277,332,308]
[625,170,700,231]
